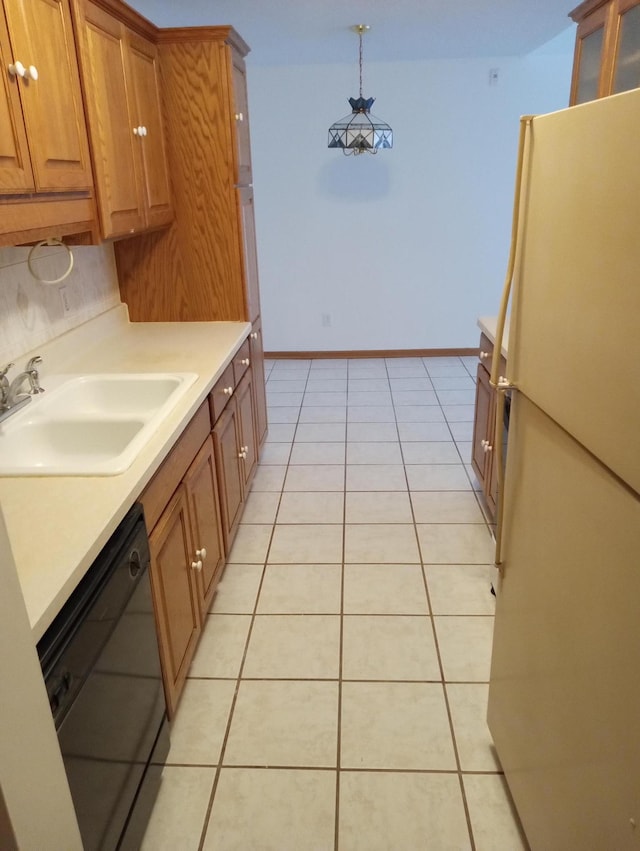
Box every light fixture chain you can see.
[359,28,363,97]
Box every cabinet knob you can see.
[140,125,148,137]
[479,350,490,360]
[483,443,493,454]
[133,127,139,135]
[8,60,25,77]
[238,450,247,460]
[242,445,249,454]
[223,386,233,395]
[196,547,207,560]
[250,332,258,340]
[191,559,203,571]
[240,358,250,366]
[235,111,244,121]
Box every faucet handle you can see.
[25,355,42,370]
[0,363,14,378]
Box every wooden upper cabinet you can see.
[76,0,172,238]
[570,0,640,103]
[231,51,251,186]
[0,0,92,193]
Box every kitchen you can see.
[1,0,639,848]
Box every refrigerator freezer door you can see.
[506,87,640,495]
[488,393,640,850]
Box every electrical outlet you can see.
[489,68,499,86]
[59,285,71,315]
[321,313,332,328]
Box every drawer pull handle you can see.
[238,450,247,460]
[240,358,250,366]
[191,559,203,571]
[196,547,207,560]
[223,386,233,396]
[235,111,244,121]
[250,332,258,340]
[479,350,490,360]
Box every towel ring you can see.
[27,238,74,285]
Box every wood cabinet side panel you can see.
[212,401,244,553]
[236,369,257,488]
[250,318,268,448]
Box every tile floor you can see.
[141,355,529,850]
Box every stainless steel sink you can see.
[0,372,198,476]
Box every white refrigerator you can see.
[486,87,640,850]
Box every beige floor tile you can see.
[442,403,476,421]
[227,524,272,563]
[266,406,299,424]
[250,465,287,491]
[166,679,235,765]
[344,524,420,563]
[257,564,341,614]
[276,491,344,524]
[406,464,471,491]
[342,616,441,680]
[417,523,494,563]
[463,774,529,851]
[345,491,412,524]
[203,768,336,850]
[240,491,280,524]
[431,376,475,391]
[243,615,340,678]
[289,442,346,465]
[294,422,346,442]
[264,423,296,442]
[401,441,460,464]
[188,615,252,678]
[258,443,292,465]
[268,524,343,563]
[446,683,502,771]
[140,766,215,850]
[392,390,439,406]
[346,442,402,464]
[426,564,496,614]
[346,464,407,491]
[394,405,445,423]
[210,564,263,614]
[303,391,347,406]
[347,422,399,442]
[347,390,393,406]
[426,365,470,377]
[411,491,485,523]
[339,771,471,851]
[223,680,339,767]
[449,421,474,441]
[267,378,307,392]
[436,389,476,405]
[343,564,429,614]
[298,406,346,423]
[386,365,428,377]
[397,421,452,441]
[348,378,390,391]
[346,405,396,423]
[341,682,456,769]
[266,391,303,407]
[390,377,434,391]
[306,378,347,391]
[434,616,495,682]
[284,464,345,491]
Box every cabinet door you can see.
[3,0,92,191]
[213,399,244,554]
[611,0,640,93]
[81,2,143,236]
[570,3,611,104]
[231,49,251,186]
[0,9,33,192]
[250,319,268,449]
[127,31,172,230]
[184,436,225,618]
[237,184,261,323]
[471,363,494,489]
[235,369,257,488]
[147,484,201,717]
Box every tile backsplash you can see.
[0,243,121,364]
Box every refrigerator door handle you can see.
[490,114,534,391]
[491,115,533,568]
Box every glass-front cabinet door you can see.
[612,0,640,93]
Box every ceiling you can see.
[128,0,576,65]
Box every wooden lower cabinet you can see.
[147,483,201,718]
[471,335,505,520]
[146,433,225,717]
[250,320,268,448]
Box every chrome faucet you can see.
[0,355,44,424]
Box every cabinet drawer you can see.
[233,338,251,384]
[209,362,235,422]
[141,400,211,530]
[478,333,506,376]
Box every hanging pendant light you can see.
[328,24,393,156]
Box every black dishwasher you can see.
[37,503,169,850]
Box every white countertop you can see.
[477,315,510,359]
[0,306,250,642]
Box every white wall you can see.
[248,29,575,352]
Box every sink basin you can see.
[0,372,198,476]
